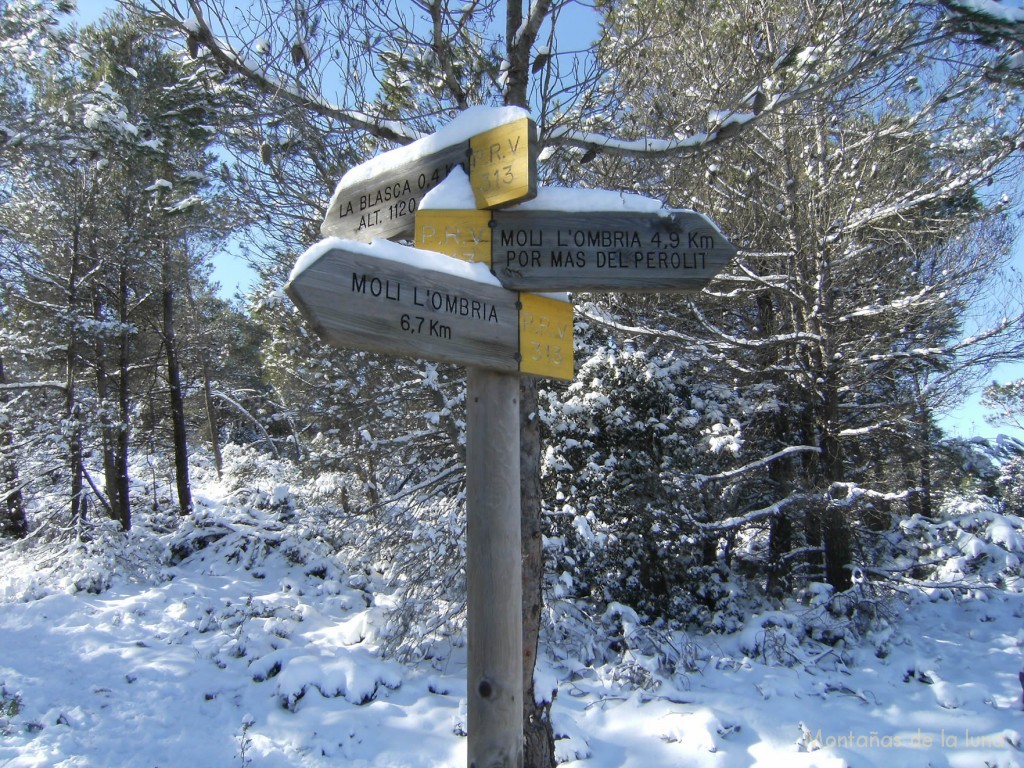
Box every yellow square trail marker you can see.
[469,117,538,210]
[518,292,574,380]
[416,209,493,265]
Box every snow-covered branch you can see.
[827,482,916,507]
[698,490,815,532]
[945,313,1024,356]
[838,284,944,323]
[376,464,463,508]
[935,0,1024,50]
[940,0,1024,25]
[575,302,707,347]
[687,302,823,351]
[693,445,821,487]
[211,389,279,458]
[149,2,421,146]
[512,0,553,49]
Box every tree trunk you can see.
[820,374,852,592]
[67,361,85,526]
[112,261,132,531]
[913,378,934,519]
[766,512,793,598]
[94,290,123,526]
[201,354,223,480]
[811,121,853,594]
[520,377,556,768]
[66,230,86,527]
[162,250,192,517]
[186,279,222,479]
[757,293,795,597]
[0,354,27,539]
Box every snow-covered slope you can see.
[2,455,1023,767]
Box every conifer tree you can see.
[567,0,1024,594]
[0,7,230,530]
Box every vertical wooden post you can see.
[466,366,524,768]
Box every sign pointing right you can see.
[416,206,736,293]
[490,209,735,292]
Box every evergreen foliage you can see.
[3,1,1024,764]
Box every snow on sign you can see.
[285,238,573,380]
[319,108,537,242]
[490,209,736,292]
[286,240,520,372]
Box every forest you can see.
[3,0,1024,765]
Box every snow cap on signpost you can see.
[320,106,537,242]
[415,167,575,382]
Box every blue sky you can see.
[68,0,1024,442]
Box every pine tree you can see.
[0,7,232,531]
[569,0,1024,596]
[0,0,78,537]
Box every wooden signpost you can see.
[288,109,735,768]
[320,116,538,242]
[285,241,574,382]
[416,208,736,292]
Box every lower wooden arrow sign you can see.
[285,239,573,380]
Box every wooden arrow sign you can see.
[285,240,573,380]
[320,114,537,243]
[415,207,735,292]
[491,209,734,291]
[286,241,520,371]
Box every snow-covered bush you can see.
[887,494,1024,592]
[543,595,704,690]
[541,337,750,626]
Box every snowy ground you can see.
[2,477,1023,767]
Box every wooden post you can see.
[288,109,736,768]
[466,366,524,768]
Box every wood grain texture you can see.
[491,209,736,292]
[285,246,520,371]
[466,367,524,768]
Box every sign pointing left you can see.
[286,241,521,372]
[285,239,574,380]
[320,110,537,242]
